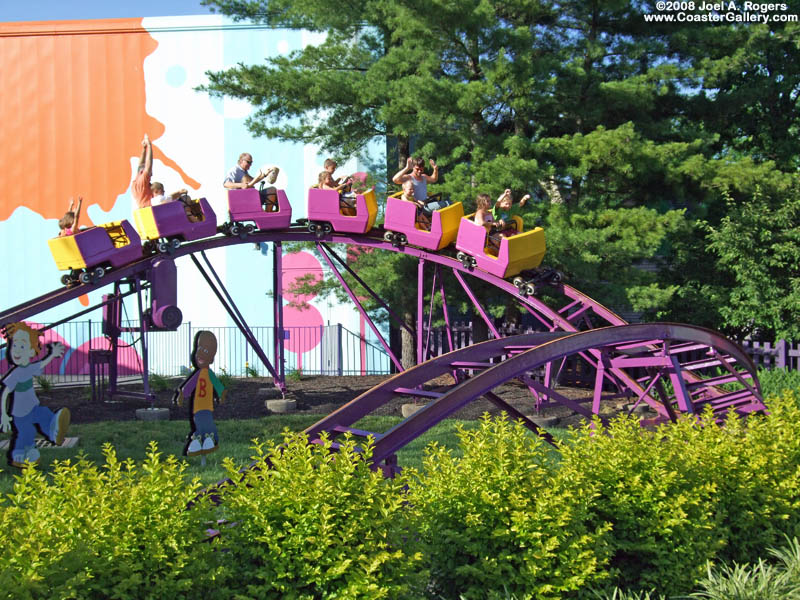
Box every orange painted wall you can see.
[0,18,199,223]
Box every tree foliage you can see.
[202,0,800,337]
[707,186,800,341]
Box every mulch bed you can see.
[36,374,637,429]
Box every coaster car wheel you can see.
[93,266,105,280]
[79,271,93,285]
[383,231,395,243]
[525,283,536,296]
[61,274,72,286]
[157,241,170,253]
[322,223,333,234]
[229,224,241,237]
[169,238,181,250]
[245,224,256,234]
[457,252,475,269]
[399,233,408,246]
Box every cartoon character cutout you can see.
[173,331,226,456]
[0,323,71,467]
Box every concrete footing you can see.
[401,403,424,418]
[266,399,297,413]
[135,407,170,421]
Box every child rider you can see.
[492,189,530,235]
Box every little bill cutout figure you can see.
[173,331,227,456]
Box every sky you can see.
[1,0,215,22]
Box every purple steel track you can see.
[1,226,766,466]
[304,323,766,473]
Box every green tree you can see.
[202,0,800,336]
[706,185,800,341]
[685,21,800,171]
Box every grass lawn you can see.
[0,414,516,496]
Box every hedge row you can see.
[2,392,800,599]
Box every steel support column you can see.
[273,241,285,383]
[453,270,500,339]
[191,252,284,394]
[134,276,154,405]
[316,243,404,372]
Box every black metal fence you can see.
[424,322,800,387]
[7,320,391,385]
[9,319,798,387]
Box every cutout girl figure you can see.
[173,331,226,456]
[0,323,70,467]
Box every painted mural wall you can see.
[0,15,380,375]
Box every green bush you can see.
[217,367,234,388]
[212,431,423,599]
[758,367,800,402]
[562,391,800,598]
[0,443,219,600]
[559,415,721,597]
[148,372,174,393]
[405,414,611,600]
[594,590,665,600]
[2,394,799,599]
[707,394,800,564]
[34,375,52,393]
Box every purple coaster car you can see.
[135,198,217,253]
[227,188,292,234]
[48,220,143,285]
[307,187,378,237]
[455,216,546,279]
[382,193,464,250]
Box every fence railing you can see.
[4,321,391,385]
[8,319,799,387]
[740,339,800,371]
[423,322,800,387]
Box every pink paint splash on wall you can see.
[281,251,324,370]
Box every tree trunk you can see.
[397,136,410,168]
[401,312,416,368]
[503,295,521,330]
[472,318,488,344]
